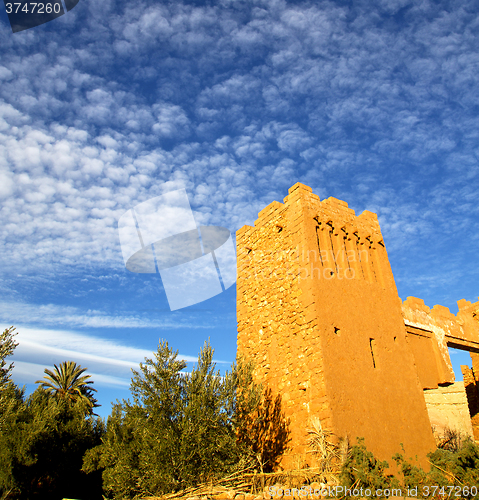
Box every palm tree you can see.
[36,361,99,414]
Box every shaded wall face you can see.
[462,356,479,442]
[401,296,479,442]
[237,183,437,469]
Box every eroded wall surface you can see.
[401,297,456,389]
[424,382,474,440]
[402,297,479,386]
[402,296,479,440]
[462,355,479,442]
[237,183,436,469]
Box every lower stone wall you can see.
[461,364,479,442]
[423,382,474,441]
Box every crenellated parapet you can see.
[402,296,479,388]
[455,299,479,351]
[401,297,456,389]
[401,296,479,442]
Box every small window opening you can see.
[370,338,378,368]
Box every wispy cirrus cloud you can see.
[5,326,229,389]
[0,301,211,329]
[13,361,131,388]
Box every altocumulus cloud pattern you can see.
[118,189,236,311]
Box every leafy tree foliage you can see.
[36,360,99,415]
[0,389,104,499]
[1,330,290,499]
[0,327,23,433]
[83,340,262,499]
[0,327,17,389]
[0,332,104,499]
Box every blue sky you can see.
[0,0,478,417]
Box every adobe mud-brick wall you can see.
[402,296,479,440]
[423,382,474,440]
[461,349,479,442]
[460,365,479,441]
[237,183,436,469]
[401,297,456,390]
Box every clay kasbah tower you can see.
[236,182,479,470]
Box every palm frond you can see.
[35,360,99,414]
[306,417,342,481]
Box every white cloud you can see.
[5,326,228,389]
[0,301,210,329]
[12,361,131,388]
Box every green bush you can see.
[340,438,400,493]
[426,440,479,488]
[342,437,479,498]
[2,329,287,499]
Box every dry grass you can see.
[306,417,347,484]
[141,466,337,500]
[432,426,467,452]
[141,418,344,500]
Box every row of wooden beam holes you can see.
[241,223,385,287]
[313,217,385,287]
